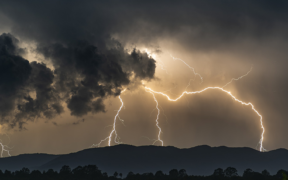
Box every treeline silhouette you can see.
[0,165,287,180]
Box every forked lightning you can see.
[92,52,265,152]
[91,89,126,147]
[144,86,265,152]
[0,134,11,157]
[147,91,164,146]
[0,142,11,157]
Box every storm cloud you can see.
[0,32,156,128]
[0,3,157,128]
[0,33,64,128]
[0,0,288,152]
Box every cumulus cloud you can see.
[38,41,155,116]
[0,33,32,118]
[0,33,64,128]
[0,31,156,128]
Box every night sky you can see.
[0,0,288,156]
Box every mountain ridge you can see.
[0,145,287,176]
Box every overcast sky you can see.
[0,0,288,156]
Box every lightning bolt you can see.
[144,86,265,152]
[156,59,169,74]
[146,90,164,146]
[91,89,126,147]
[147,54,261,151]
[144,54,203,147]
[0,142,11,157]
[142,54,203,146]
[222,66,253,88]
[170,54,203,83]
[142,136,161,145]
[0,134,11,157]
[91,50,264,152]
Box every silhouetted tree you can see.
[84,165,102,178]
[21,167,30,174]
[243,168,253,178]
[262,169,270,177]
[44,168,58,179]
[169,169,179,178]
[103,172,108,178]
[30,170,42,179]
[72,165,84,178]
[3,165,288,180]
[243,168,265,180]
[71,165,102,179]
[60,165,71,174]
[126,171,134,179]
[134,173,142,179]
[4,170,12,178]
[275,169,288,180]
[155,170,164,177]
[224,167,238,177]
[14,170,20,178]
[114,171,118,178]
[284,172,288,180]
[14,167,30,178]
[60,165,71,179]
[141,172,154,179]
[213,168,224,178]
[179,169,187,177]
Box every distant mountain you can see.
[0,153,58,172]
[0,145,287,176]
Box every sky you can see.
[0,0,288,156]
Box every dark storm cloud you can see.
[0,0,160,127]
[0,33,32,117]
[1,0,288,51]
[1,0,287,69]
[1,0,288,59]
[15,62,63,124]
[1,0,286,48]
[38,42,155,116]
[0,33,156,127]
[0,33,64,128]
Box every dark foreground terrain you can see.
[0,164,286,180]
[0,145,288,177]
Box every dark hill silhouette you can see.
[0,145,287,176]
[0,153,58,171]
